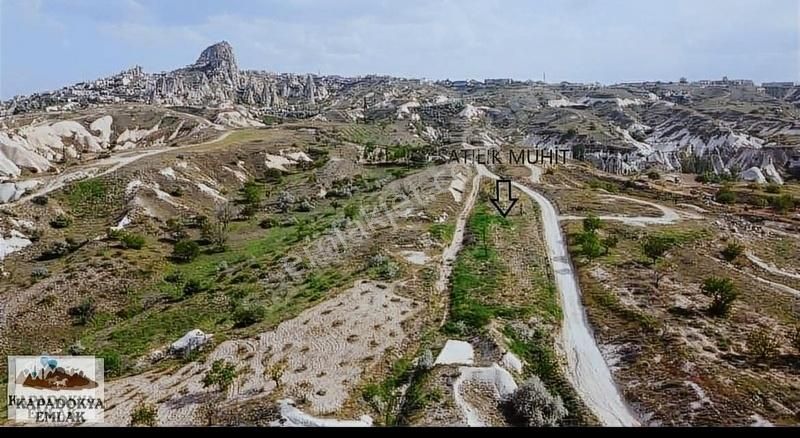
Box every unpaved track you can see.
[478,164,640,427]
[437,171,481,326]
[746,252,800,281]
[6,131,231,207]
[559,194,701,226]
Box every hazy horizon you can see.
[2,0,798,99]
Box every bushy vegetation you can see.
[182,278,208,297]
[49,214,72,229]
[746,327,780,361]
[701,277,738,316]
[38,240,78,260]
[721,242,744,262]
[232,304,266,328]
[641,235,676,287]
[130,402,158,427]
[202,359,238,392]
[715,186,737,204]
[765,184,782,194]
[770,194,795,214]
[117,231,146,250]
[240,180,264,217]
[368,253,400,280]
[172,239,200,263]
[68,299,96,325]
[507,376,568,427]
[647,171,661,180]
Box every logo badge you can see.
[7,356,104,423]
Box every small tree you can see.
[601,235,619,256]
[172,239,200,263]
[579,231,604,259]
[771,194,795,214]
[508,376,568,427]
[166,218,187,241]
[642,235,674,287]
[265,359,287,388]
[130,401,158,427]
[203,202,238,252]
[49,214,72,229]
[701,277,738,316]
[746,327,780,361]
[119,232,146,250]
[721,242,744,262]
[69,299,96,325]
[582,214,601,234]
[240,180,264,217]
[715,187,736,204]
[202,359,237,393]
[344,203,360,220]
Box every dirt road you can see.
[477,164,640,427]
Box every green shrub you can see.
[721,242,744,262]
[701,277,738,316]
[715,188,736,204]
[99,351,122,377]
[130,402,158,427]
[770,194,795,214]
[582,214,601,233]
[647,171,661,180]
[68,299,96,325]
[765,184,782,194]
[32,195,49,206]
[746,327,780,360]
[49,214,72,229]
[182,278,207,296]
[31,266,49,280]
[38,240,76,260]
[119,232,146,250]
[172,239,200,263]
[164,271,185,284]
[232,305,266,328]
[259,216,278,229]
[202,359,238,393]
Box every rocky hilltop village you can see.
[4,41,344,112]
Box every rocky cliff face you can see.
[150,41,331,108]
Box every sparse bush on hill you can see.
[30,266,49,280]
[701,277,738,316]
[202,359,238,392]
[233,305,266,328]
[771,194,795,214]
[182,278,207,296]
[507,376,568,427]
[49,214,72,229]
[259,216,278,229]
[172,239,200,263]
[746,327,780,361]
[715,187,736,204]
[130,402,158,427]
[721,242,744,262]
[68,299,96,325]
[118,231,146,250]
[32,195,48,206]
[38,240,76,260]
[647,171,661,180]
[765,184,781,194]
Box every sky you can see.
[1,0,798,99]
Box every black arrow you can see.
[490,180,518,218]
